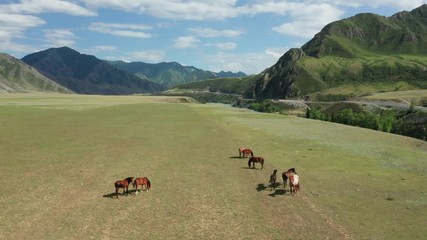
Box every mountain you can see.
[22,47,166,95]
[215,71,247,78]
[0,53,72,93]
[109,60,247,88]
[250,4,427,100]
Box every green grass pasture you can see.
[0,94,426,239]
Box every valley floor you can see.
[0,94,426,239]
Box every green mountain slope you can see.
[0,53,72,93]
[22,47,166,95]
[251,4,427,100]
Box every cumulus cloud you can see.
[89,22,153,38]
[265,47,290,59]
[43,29,77,47]
[174,36,200,49]
[189,27,243,38]
[0,0,97,16]
[310,0,426,10]
[125,50,166,63]
[205,51,279,74]
[272,3,344,38]
[215,42,237,50]
[0,13,45,53]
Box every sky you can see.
[0,1,426,75]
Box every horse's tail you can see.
[146,178,151,190]
[250,150,254,158]
[261,157,264,169]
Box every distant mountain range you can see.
[0,53,72,93]
[108,60,246,88]
[0,46,246,94]
[21,47,166,95]
[1,5,426,98]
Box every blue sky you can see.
[0,1,425,74]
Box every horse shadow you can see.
[256,183,289,197]
[103,191,135,199]
[229,156,242,159]
[256,183,268,192]
[103,192,118,199]
[268,189,288,197]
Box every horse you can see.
[133,177,151,195]
[114,177,134,199]
[282,168,300,195]
[238,147,246,158]
[269,169,277,191]
[240,148,254,158]
[248,156,264,169]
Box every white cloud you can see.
[189,27,243,38]
[265,47,290,59]
[174,36,200,49]
[89,22,153,38]
[104,50,165,63]
[310,0,426,10]
[44,29,77,47]
[272,3,344,38]
[0,13,45,53]
[205,51,279,74]
[93,45,118,51]
[126,50,165,63]
[215,42,237,50]
[81,0,240,20]
[0,0,97,16]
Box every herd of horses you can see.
[113,147,299,199]
[239,147,300,195]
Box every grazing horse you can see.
[114,177,134,199]
[133,177,151,195]
[239,147,246,158]
[269,169,277,190]
[282,168,300,194]
[241,148,254,158]
[248,156,264,169]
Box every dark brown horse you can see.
[114,177,134,199]
[282,168,300,194]
[269,169,277,190]
[240,148,254,158]
[248,156,264,169]
[133,177,151,195]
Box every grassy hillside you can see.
[0,94,426,239]
[0,53,72,93]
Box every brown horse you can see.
[114,177,134,199]
[248,156,264,169]
[133,177,151,195]
[282,168,300,194]
[240,148,254,158]
[269,169,277,190]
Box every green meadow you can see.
[0,94,426,239]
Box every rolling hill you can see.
[21,47,166,95]
[0,53,72,93]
